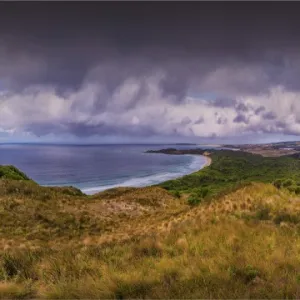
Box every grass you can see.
[1,181,300,298]
[1,150,300,298]
[0,185,300,297]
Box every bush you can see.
[273,179,300,194]
[230,265,260,284]
[194,187,209,198]
[255,206,271,220]
[133,238,163,257]
[57,186,85,197]
[287,185,298,193]
[187,194,202,206]
[273,212,300,225]
[282,179,296,188]
[273,179,284,189]
[172,190,181,198]
[0,165,31,181]
[1,251,40,280]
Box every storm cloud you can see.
[1,2,300,143]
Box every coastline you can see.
[203,155,212,167]
[82,154,209,194]
[1,144,212,195]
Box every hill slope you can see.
[1,151,300,299]
[1,179,300,298]
[0,165,30,181]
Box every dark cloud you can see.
[233,114,249,124]
[263,111,277,120]
[217,117,228,125]
[181,117,192,126]
[160,76,190,102]
[194,117,204,125]
[275,121,287,130]
[1,2,300,92]
[1,2,300,141]
[236,103,249,112]
[25,120,159,139]
[188,127,195,136]
[255,106,266,115]
[213,97,236,108]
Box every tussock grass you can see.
[0,282,34,299]
[1,180,300,298]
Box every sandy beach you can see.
[203,155,212,168]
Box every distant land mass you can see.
[222,140,300,157]
[175,143,197,145]
[146,148,207,155]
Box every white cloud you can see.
[1,68,300,141]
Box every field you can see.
[1,151,300,298]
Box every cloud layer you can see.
[1,2,300,143]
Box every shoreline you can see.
[82,154,209,194]
[203,155,212,168]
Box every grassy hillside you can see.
[0,166,30,181]
[1,182,300,298]
[1,151,300,298]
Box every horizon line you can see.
[0,141,299,146]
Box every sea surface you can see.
[0,144,207,194]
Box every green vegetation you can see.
[1,150,300,298]
[187,187,209,205]
[0,165,30,181]
[273,178,300,194]
[159,150,300,199]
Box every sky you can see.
[1,2,300,144]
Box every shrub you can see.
[1,251,40,280]
[187,194,202,206]
[255,206,271,220]
[194,187,209,198]
[273,179,284,189]
[282,179,296,188]
[273,212,300,225]
[172,190,181,198]
[0,165,31,181]
[229,265,260,284]
[132,238,163,258]
[59,186,85,197]
[287,185,298,193]
[273,178,300,194]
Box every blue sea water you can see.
[0,144,207,194]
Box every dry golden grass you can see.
[2,180,300,298]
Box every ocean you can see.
[0,144,207,194]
